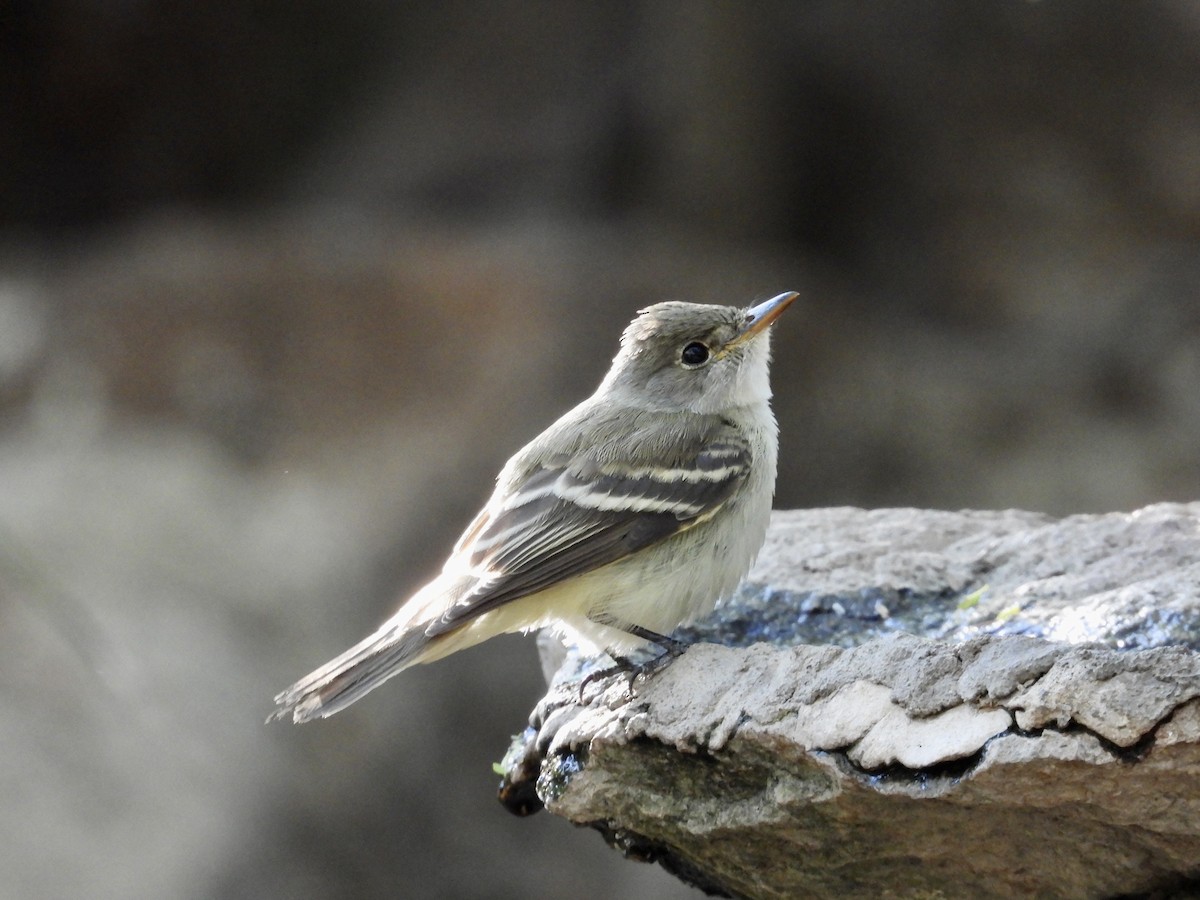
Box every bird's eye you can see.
[680,341,711,368]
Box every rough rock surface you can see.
[499,504,1200,898]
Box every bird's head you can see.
[604,291,798,415]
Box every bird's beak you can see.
[727,291,799,347]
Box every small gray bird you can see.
[272,291,797,723]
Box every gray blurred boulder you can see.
[502,504,1200,898]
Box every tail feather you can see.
[270,625,433,723]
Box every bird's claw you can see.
[576,641,688,704]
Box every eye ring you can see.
[680,341,711,368]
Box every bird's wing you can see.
[424,432,751,636]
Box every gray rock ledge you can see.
[498,504,1200,899]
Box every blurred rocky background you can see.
[0,3,1197,898]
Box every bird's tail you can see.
[270,622,435,723]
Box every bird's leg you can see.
[577,619,690,702]
[622,623,688,658]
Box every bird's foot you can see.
[577,638,688,703]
